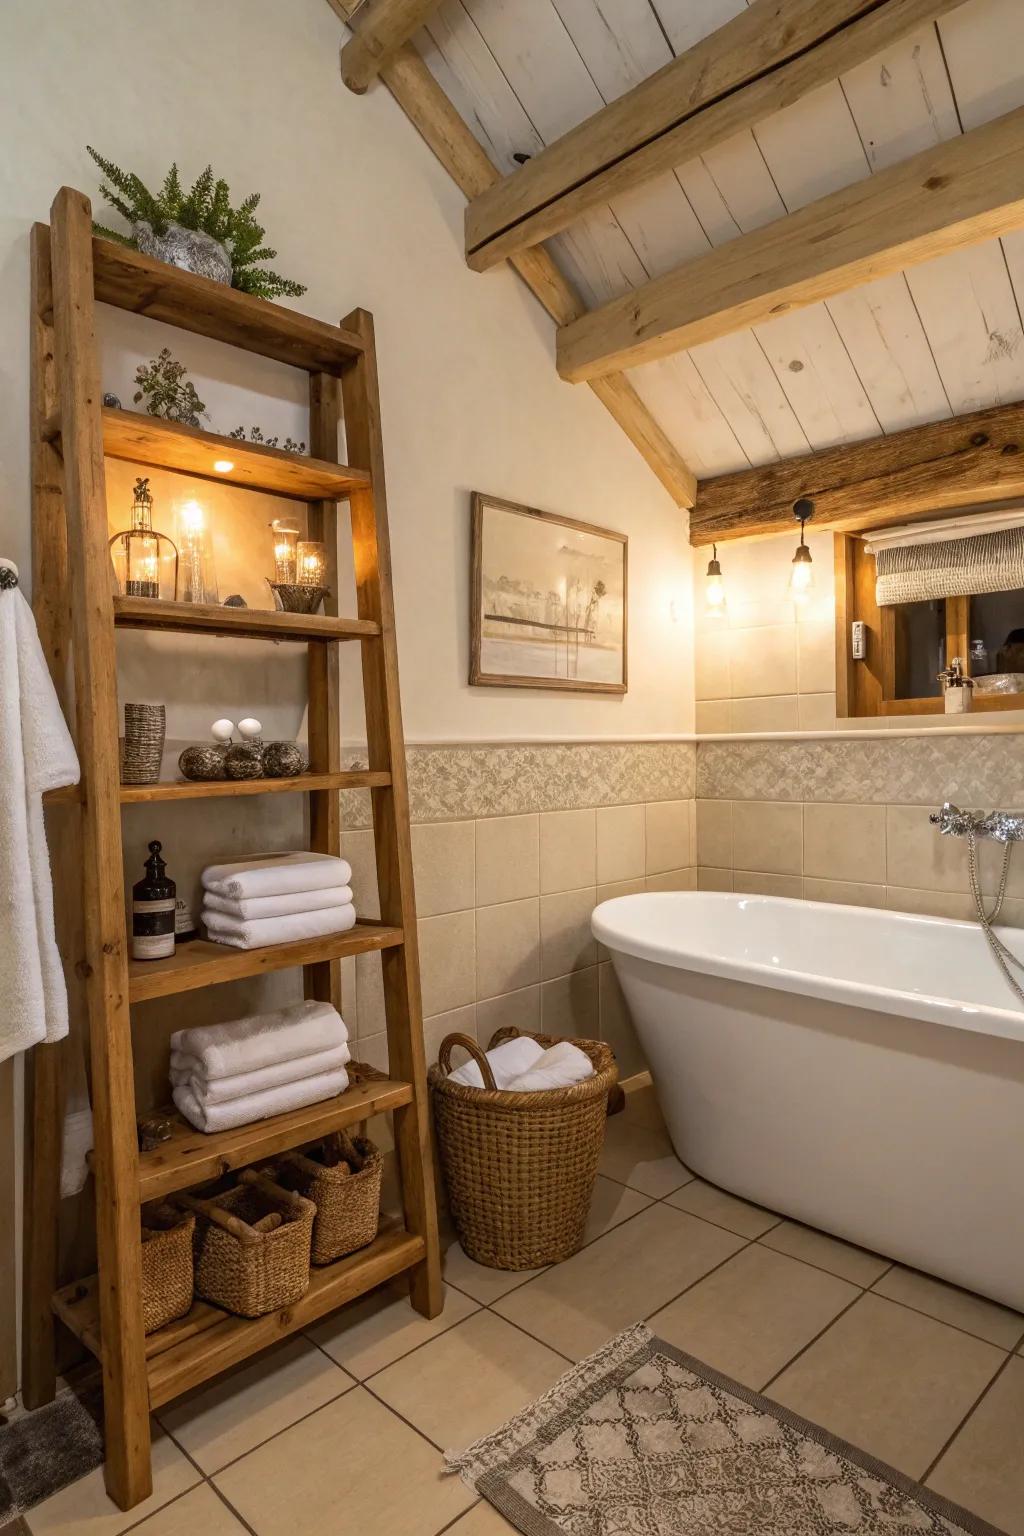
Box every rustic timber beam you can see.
[557,106,1024,384]
[464,0,967,273]
[340,0,445,94]
[323,0,697,507]
[689,402,1024,546]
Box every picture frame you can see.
[470,492,628,694]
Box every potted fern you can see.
[86,147,306,300]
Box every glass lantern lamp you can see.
[297,540,327,588]
[270,520,299,584]
[176,499,219,605]
[269,534,329,614]
[109,477,178,601]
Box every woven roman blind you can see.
[866,511,1024,606]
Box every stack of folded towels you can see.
[170,998,350,1133]
[448,1034,595,1092]
[201,852,355,950]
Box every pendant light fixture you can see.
[789,498,815,608]
[704,543,726,617]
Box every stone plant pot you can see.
[133,220,233,286]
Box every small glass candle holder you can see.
[271,520,299,585]
[297,540,327,587]
[177,499,219,605]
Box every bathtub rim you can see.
[592,890,1024,1044]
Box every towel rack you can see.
[22,187,442,1511]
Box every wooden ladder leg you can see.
[339,311,443,1319]
[50,188,151,1509]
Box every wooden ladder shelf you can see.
[23,187,442,1510]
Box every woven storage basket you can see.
[429,1028,618,1270]
[273,1133,382,1265]
[176,1169,314,1318]
[140,1205,195,1334]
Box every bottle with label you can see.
[132,841,176,960]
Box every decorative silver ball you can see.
[262,741,306,778]
[178,744,229,781]
[225,742,264,780]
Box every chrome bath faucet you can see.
[929,802,1024,842]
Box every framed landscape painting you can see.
[470,493,628,694]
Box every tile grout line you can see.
[757,1284,869,1396]
[919,1343,1018,1488]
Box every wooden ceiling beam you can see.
[557,106,1024,384]
[689,402,1024,546]
[464,0,967,274]
[324,0,697,507]
[340,0,446,94]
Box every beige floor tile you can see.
[665,1178,781,1239]
[583,1175,652,1244]
[770,1294,1005,1479]
[495,1204,745,1360]
[649,1244,858,1390]
[213,1387,472,1536]
[927,1356,1024,1536]
[446,1500,519,1532]
[159,1336,352,1474]
[307,1279,479,1379]
[598,1100,691,1198]
[760,1219,890,1286]
[370,1311,567,1451]
[873,1266,1024,1351]
[442,1240,546,1304]
[27,1425,199,1536]
[121,1485,249,1535]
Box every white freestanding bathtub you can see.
[592,891,1024,1310]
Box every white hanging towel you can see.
[0,561,80,1063]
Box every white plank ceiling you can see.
[414,0,1024,482]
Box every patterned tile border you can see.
[340,741,696,827]
[697,735,1024,805]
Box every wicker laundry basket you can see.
[429,1028,618,1271]
[176,1169,314,1318]
[140,1205,195,1333]
[273,1132,382,1265]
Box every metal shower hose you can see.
[966,829,1024,1006]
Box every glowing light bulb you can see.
[704,545,726,617]
[179,500,205,540]
[789,499,815,609]
[213,459,234,474]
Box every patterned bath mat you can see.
[0,1387,103,1521]
[446,1323,1007,1535]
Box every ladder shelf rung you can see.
[137,1070,413,1200]
[113,596,379,643]
[120,770,389,804]
[129,923,404,1003]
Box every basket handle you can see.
[437,1032,497,1090]
[175,1190,260,1245]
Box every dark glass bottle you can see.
[132,841,176,961]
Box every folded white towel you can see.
[0,565,81,1062]
[173,1065,350,1133]
[203,902,356,951]
[203,884,353,921]
[203,852,353,901]
[171,998,346,1080]
[170,1040,351,1104]
[448,1036,545,1089]
[506,1041,596,1093]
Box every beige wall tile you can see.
[885,886,977,922]
[732,800,803,875]
[476,897,540,1000]
[596,803,645,883]
[695,699,731,733]
[645,800,690,873]
[886,805,968,894]
[353,951,385,1039]
[411,820,474,917]
[540,888,597,981]
[798,692,837,731]
[475,813,539,906]
[733,871,803,898]
[539,808,596,895]
[697,799,732,867]
[339,955,357,1035]
[418,909,476,1016]
[695,628,730,700]
[804,802,886,885]
[340,827,379,919]
[698,867,734,891]
[595,877,645,959]
[476,984,541,1044]
[598,961,645,1077]
[646,868,696,891]
[730,695,800,732]
[423,1004,477,1066]
[803,877,885,909]
[797,622,836,695]
[541,966,599,1037]
[729,626,797,698]
[357,1032,389,1075]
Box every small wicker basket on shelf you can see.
[140,1204,195,1334]
[176,1169,314,1318]
[273,1132,382,1265]
[429,1028,618,1271]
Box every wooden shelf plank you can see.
[138,1075,413,1200]
[113,596,379,643]
[128,923,403,1003]
[54,1225,425,1405]
[119,770,388,804]
[83,408,369,502]
[89,236,365,376]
